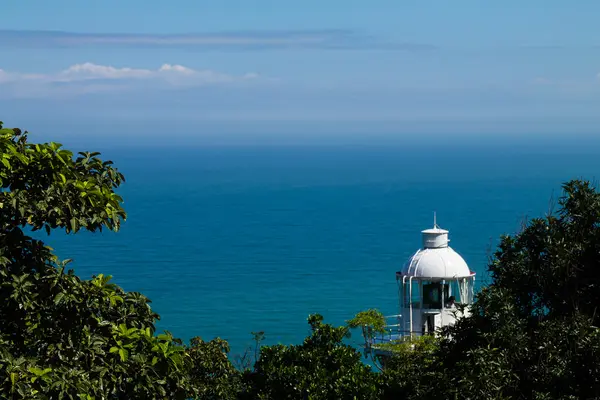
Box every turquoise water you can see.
[41,140,600,356]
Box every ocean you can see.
[40,138,600,356]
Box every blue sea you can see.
[41,137,600,356]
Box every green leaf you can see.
[70,217,77,232]
[54,292,65,305]
[28,367,44,376]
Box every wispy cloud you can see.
[0,63,261,98]
[0,29,435,51]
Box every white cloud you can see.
[0,62,261,97]
[57,63,154,81]
[158,64,195,74]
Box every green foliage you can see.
[187,337,244,399]
[0,121,126,236]
[385,179,600,399]
[233,331,266,372]
[373,334,438,355]
[347,309,386,342]
[375,335,440,399]
[243,314,382,399]
[0,122,241,399]
[347,309,387,371]
[0,264,193,398]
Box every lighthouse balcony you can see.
[369,306,471,352]
[371,314,405,345]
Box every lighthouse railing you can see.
[371,314,407,344]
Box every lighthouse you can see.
[394,216,476,338]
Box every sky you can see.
[1,0,600,143]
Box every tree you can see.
[0,122,240,399]
[347,309,445,399]
[387,180,600,399]
[242,314,381,400]
[379,334,441,400]
[347,309,386,351]
[187,336,244,399]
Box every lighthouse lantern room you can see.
[394,216,476,338]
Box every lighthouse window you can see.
[403,281,421,308]
[422,282,449,309]
[449,280,463,304]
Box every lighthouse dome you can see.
[400,221,473,279]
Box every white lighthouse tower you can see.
[393,216,476,339]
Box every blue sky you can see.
[2,0,600,142]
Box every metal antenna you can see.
[433,211,437,228]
